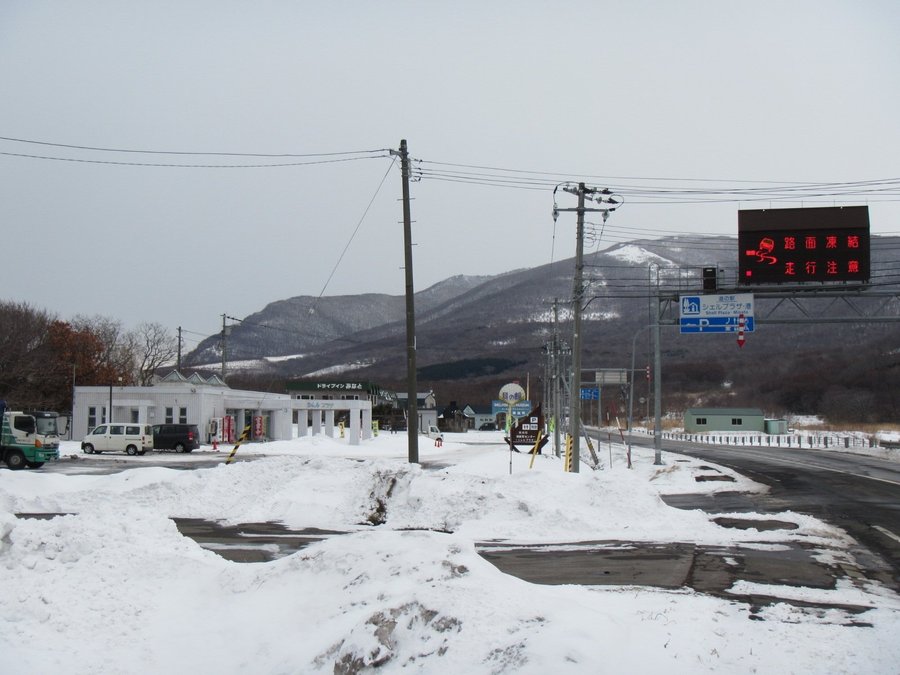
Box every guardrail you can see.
[628,427,892,450]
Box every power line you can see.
[414,158,842,186]
[0,150,391,169]
[412,159,900,204]
[315,157,397,302]
[4,134,899,207]
[417,169,900,203]
[0,135,390,158]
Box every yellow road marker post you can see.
[225,425,251,465]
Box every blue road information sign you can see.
[680,316,755,333]
[580,387,600,400]
[679,293,755,334]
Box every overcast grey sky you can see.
[2,1,898,347]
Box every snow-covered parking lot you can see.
[1,432,899,674]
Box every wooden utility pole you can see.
[391,139,418,464]
[555,182,621,472]
[570,184,586,473]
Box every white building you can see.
[394,390,439,431]
[72,371,373,446]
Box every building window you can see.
[130,409,139,423]
[696,417,707,425]
[732,418,743,426]
[88,406,98,430]
[165,407,174,423]
[179,407,188,424]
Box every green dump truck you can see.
[0,400,60,469]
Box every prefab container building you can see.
[684,408,765,433]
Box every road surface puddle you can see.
[172,517,876,624]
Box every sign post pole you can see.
[499,383,526,475]
[507,401,514,475]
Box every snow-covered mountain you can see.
[185,237,695,374]
[184,235,899,420]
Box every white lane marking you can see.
[872,525,900,545]
[686,445,900,488]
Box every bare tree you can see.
[130,322,178,385]
[70,315,137,383]
[0,300,56,407]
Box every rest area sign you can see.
[679,293,754,334]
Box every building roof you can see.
[159,370,228,387]
[395,391,436,409]
[686,408,764,416]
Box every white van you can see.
[82,423,153,455]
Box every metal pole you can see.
[627,330,639,455]
[177,326,183,372]
[220,314,228,381]
[627,324,653,460]
[653,301,663,465]
[553,302,561,457]
[70,363,76,440]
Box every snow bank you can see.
[1,434,898,674]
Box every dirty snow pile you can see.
[0,433,899,674]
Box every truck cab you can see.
[0,401,61,470]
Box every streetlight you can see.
[109,376,122,424]
[627,324,654,468]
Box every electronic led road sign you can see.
[738,206,870,285]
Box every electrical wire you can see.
[206,157,397,338]
[412,158,900,205]
[4,134,898,208]
[4,135,900,243]
[314,157,397,302]
[0,150,390,169]
[0,135,390,158]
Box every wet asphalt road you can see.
[37,451,257,474]
[168,514,880,621]
[628,434,900,592]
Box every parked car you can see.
[152,424,201,452]
[479,422,497,431]
[82,423,153,455]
